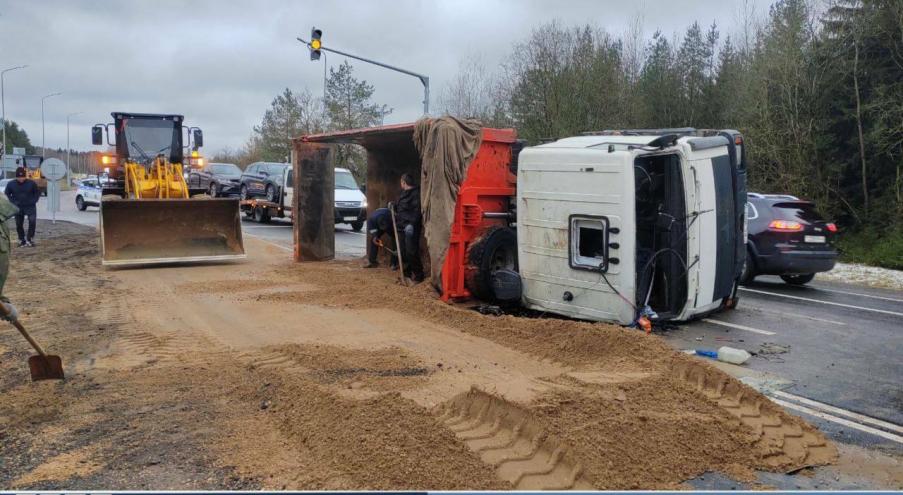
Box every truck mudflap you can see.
[100,198,245,266]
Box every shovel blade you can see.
[28,355,65,381]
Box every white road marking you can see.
[740,304,846,326]
[770,397,903,444]
[810,286,903,304]
[740,287,903,317]
[701,318,777,336]
[771,390,903,434]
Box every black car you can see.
[743,193,838,285]
[188,162,243,197]
[240,162,289,202]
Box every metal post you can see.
[66,112,82,183]
[297,38,429,115]
[323,51,328,103]
[41,92,62,158]
[1,65,28,156]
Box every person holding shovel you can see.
[0,193,19,321]
[362,207,398,270]
[394,173,424,282]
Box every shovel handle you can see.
[0,306,47,357]
[388,204,408,286]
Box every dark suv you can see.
[188,162,242,197]
[743,193,838,285]
[240,162,289,202]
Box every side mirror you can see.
[91,126,104,146]
[192,129,203,148]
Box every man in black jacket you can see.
[5,167,40,247]
[393,173,423,282]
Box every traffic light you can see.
[310,27,322,61]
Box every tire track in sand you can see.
[436,388,594,490]
[673,360,837,470]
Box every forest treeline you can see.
[438,0,901,266]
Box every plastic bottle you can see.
[716,346,751,365]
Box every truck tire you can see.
[465,226,518,301]
[254,206,271,224]
[351,220,364,232]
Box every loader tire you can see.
[465,226,518,302]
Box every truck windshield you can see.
[123,118,179,163]
[335,170,359,190]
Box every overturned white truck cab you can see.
[514,129,747,325]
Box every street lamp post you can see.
[41,92,62,158]
[66,111,82,182]
[1,65,28,156]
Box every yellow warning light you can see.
[191,150,199,158]
[311,39,321,50]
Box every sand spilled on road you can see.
[0,229,837,490]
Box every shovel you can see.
[0,304,65,381]
[388,204,414,287]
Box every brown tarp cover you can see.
[413,117,482,288]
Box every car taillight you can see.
[769,220,803,231]
[826,223,838,233]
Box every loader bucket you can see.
[100,198,246,266]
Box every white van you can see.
[334,168,366,231]
[514,130,747,325]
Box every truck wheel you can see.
[465,226,518,301]
[265,185,277,203]
[254,207,271,224]
[351,221,364,232]
[781,273,815,285]
[76,195,87,211]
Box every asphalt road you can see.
[46,189,903,457]
[664,275,903,455]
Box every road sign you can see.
[41,158,67,181]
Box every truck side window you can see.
[569,215,610,272]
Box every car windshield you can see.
[211,163,241,176]
[123,118,178,163]
[772,202,825,223]
[335,170,359,190]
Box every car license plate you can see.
[805,235,825,243]
[344,216,357,221]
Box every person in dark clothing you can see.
[4,167,40,247]
[362,207,398,269]
[393,173,423,282]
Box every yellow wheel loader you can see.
[91,112,245,266]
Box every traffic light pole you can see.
[298,37,429,115]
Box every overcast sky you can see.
[0,0,764,155]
